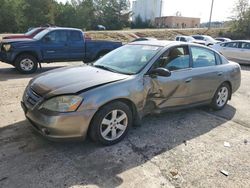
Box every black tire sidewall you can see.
[15,54,38,74]
[211,83,230,110]
[89,101,132,145]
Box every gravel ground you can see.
[0,62,249,188]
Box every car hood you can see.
[30,65,130,98]
[3,34,28,39]
[2,38,35,44]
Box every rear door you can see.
[68,30,85,60]
[238,42,250,61]
[188,46,223,102]
[41,30,69,61]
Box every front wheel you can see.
[15,54,38,74]
[211,83,230,110]
[89,101,132,145]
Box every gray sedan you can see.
[21,41,241,145]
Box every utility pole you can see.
[159,0,163,17]
[208,0,214,29]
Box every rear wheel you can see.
[89,101,132,145]
[15,54,38,74]
[211,83,230,110]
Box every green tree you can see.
[0,0,19,32]
[21,0,56,30]
[94,0,130,30]
[231,0,250,38]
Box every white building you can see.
[132,0,165,22]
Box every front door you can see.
[145,45,193,109]
[238,42,250,61]
[41,30,69,61]
[221,42,239,60]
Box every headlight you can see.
[40,95,83,112]
[3,44,11,51]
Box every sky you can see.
[57,0,250,22]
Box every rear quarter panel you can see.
[216,61,241,94]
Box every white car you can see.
[212,40,250,63]
[192,35,220,46]
[175,35,206,45]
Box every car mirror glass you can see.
[149,67,171,77]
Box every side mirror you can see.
[44,36,51,42]
[149,67,171,77]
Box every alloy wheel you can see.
[100,109,128,141]
[216,86,229,107]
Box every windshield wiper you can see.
[93,64,134,75]
[93,65,117,72]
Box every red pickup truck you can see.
[3,27,46,40]
[2,27,92,40]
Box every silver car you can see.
[212,40,250,64]
[21,41,241,145]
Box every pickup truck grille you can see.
[25,88,42,108]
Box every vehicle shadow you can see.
[0,66,66,81]
[240,65,250,71]
[0,105,236,187]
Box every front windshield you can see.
[25,28,38,36]
[94,44,162,75]
[206,36,217,42]
[33,29,51,40]
[187,36,195,42]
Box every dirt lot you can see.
[0,28,227,43]
[0,61,250,188]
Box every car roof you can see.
[227,40,250,42]
[129,40,209,48]
[176,35,192,38]
[129,40,179,47]
[44,27,82,32]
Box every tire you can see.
[15,54,38,74]
[89,101,132,145]
[211,83,231,110]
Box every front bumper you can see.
[0,51,14,64]
[21,101,96,141]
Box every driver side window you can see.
[154,46,190,71]
[45,30,68,43]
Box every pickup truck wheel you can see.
[15,54,38,74]
[89,101,132,145]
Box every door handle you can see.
[185,78,192,83]
[217,71,223,76]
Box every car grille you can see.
[25,88,42,108]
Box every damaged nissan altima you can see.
[21,40,241,145]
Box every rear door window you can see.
[191,46,216,67]
[70,31,82,41]
[180,37,186,42]
[241,42,250,49]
